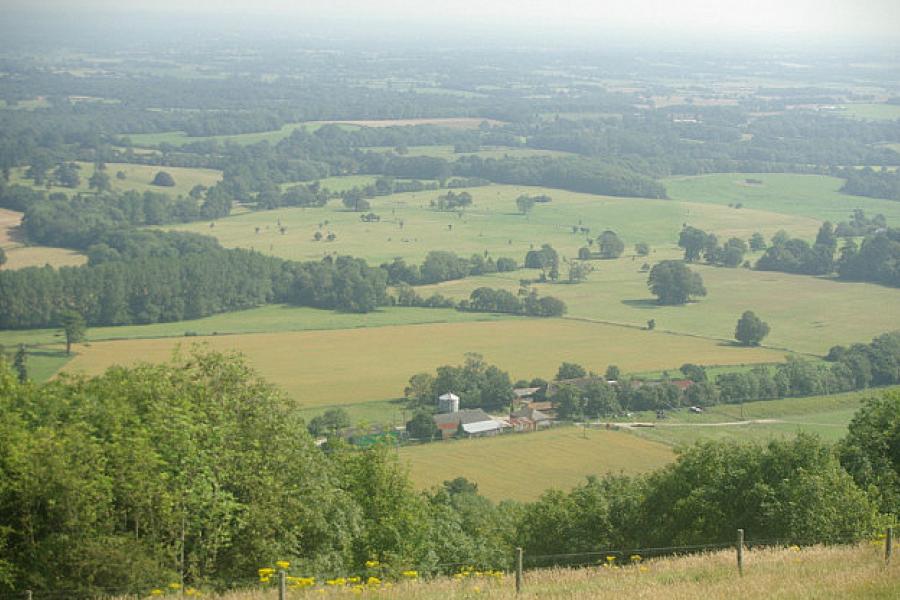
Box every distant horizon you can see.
[2,1,899,52]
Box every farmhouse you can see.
[509,406,552,432]
[432,408,502,439]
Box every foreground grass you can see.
[402,426,674,501]
[134,543,898,599]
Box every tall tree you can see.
[597,230,624,259]
[647,260,707,305]
[58,310,86,355]
[734,310,770,346]
[13,345,27,383]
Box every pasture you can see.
[401,426,675,501]
[836,102,900,121]
[362,145,573,160]
[168,183,822,265]
[10,161,223,197]
[58,319,786,407]
[665,172,900,224]
[416,255,900,355]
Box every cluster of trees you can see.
[678,226,748,267]
[2,350,894,595]
[381,251,517,286]
[460,287,567,317]
[752,218,899,288]
[755,223,836,276]
[840,167,900,201]
[404,353,514,413]
[431,190,473,211]
[524,244,560,279]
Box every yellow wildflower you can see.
[630,554,642,563]
[348,576,361,584]
[401,570,418,579]
[168,583,182,590]
[275,560,291,570]
[258,567,276,577]
[367,576,381,586]
[365,560,380,568]
[185,588,200,597]
[150,590,164,597]
[606,555,616,563]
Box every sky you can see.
[6,0,900,43]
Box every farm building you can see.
[432,409,503,440]
[509,406,552,432]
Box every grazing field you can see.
[171,544,898,599]
[836,102,900,121]
[618,387,894,447]
[123,118,496,148]
[59,319,786,407]
[362,145,573,160]
[416,254,900,355]
[0,305,512,349]
[10,161,223,197]
[0,208,87,269]
[401,426,675,501]
[168,184,821,265]
[665,172,900,223]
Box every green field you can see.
[58,318,786,408]
[665,173,900,224]
[836,103,900,121]
[362,145,571,160]
[122,118,494,148]
[401,425,675,501]
[0,305,513,349]
[415,256,900,355]
[10,161,223,197]
[167,183,822,265]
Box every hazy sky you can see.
[9,0,900,40]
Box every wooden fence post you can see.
[886,526,893,564]
[515,547,523,594]
[25,591,32,600]
[736,529,744,576]
[279,570,286,600]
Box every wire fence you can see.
[0,527,893,600]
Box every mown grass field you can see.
[401,426,675,501]
[362,145,572,160]
[58,319,786,407]
[665,172,900,223]
[122,118,496,148]
[137,543,898,599]
[836,102,900,121]
[10,161,223,197]
[0,207,87,269]
[416,255,900,355]
[167,183,822,265]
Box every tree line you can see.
[0,349,896,596]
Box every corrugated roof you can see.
[462,421,501,434]
[432,408,493,427]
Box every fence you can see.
[2,527,893,599]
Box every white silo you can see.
[438,392,460,413]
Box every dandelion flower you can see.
[401,570,418,579]
[630,554,642,563]
[275,560,290,570]
[150,590,164,597]
[168,582,182,590]
[606,555,616,563]
[365,560,380,568]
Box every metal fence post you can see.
[515,547,523,594]
[736,529,744,576]
[279,570,286,600]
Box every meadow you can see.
[836,102,900,121]
[167,183,822,265]
[122,118,495,148]
[401,426,674,501]
[133,543,899,599]
[10,161,223,197]
[665,172,900,224]
[415,255,900,355]
[57,318,786,407]
[362,144,573,160]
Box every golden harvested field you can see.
[124,543,898,599]
[60,319,786,407]
[0,208,86,269]
[401,426,674,501]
